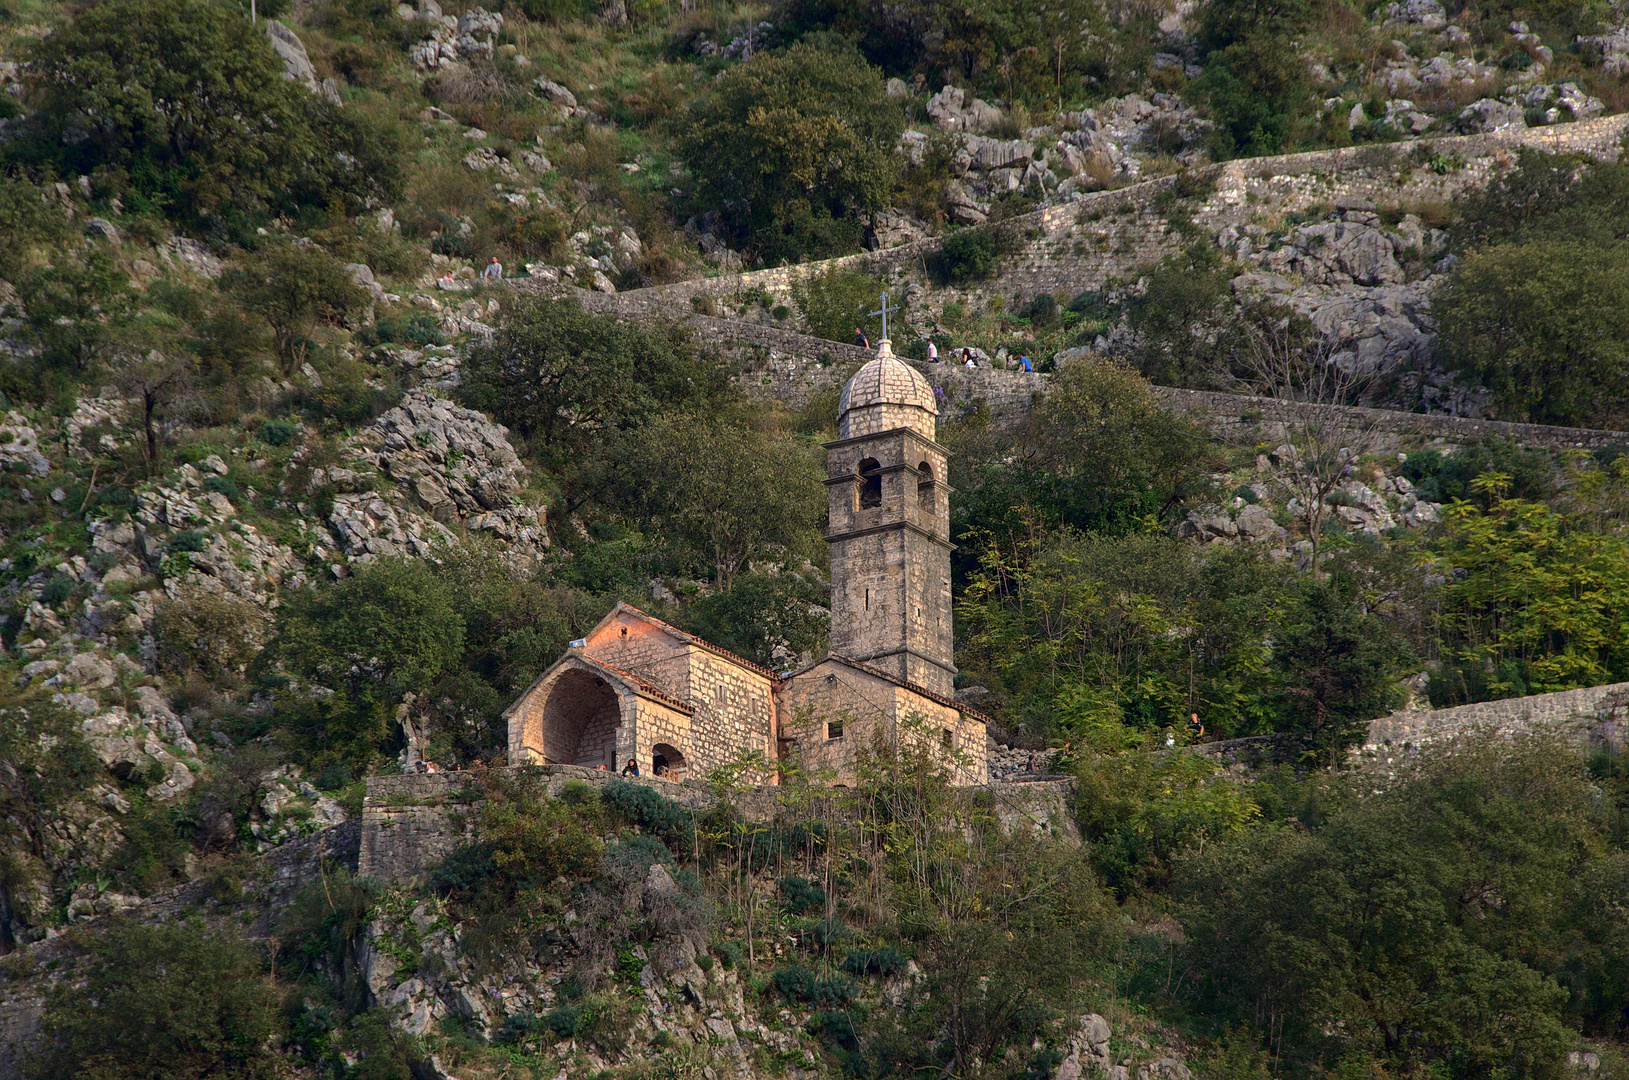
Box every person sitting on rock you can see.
[482,255,503,281]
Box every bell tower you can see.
[824,340,956,697]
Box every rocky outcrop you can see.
[325,391,549,563]
[926,85,1004,133]
[410,5,502,68]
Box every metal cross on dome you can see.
[869,291,899,343]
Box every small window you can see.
[715,684,727,704]
[942,728,953,748]
[620,627,628,637]
[828,721,845,740]
[857,458,882,509]
[917,461,934,510]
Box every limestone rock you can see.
[264,20,318,89]
[1458,97,1526,133]
[0,411,50,477]
[1175,505,1238,543]
[533,77,577,108]
[926,85,1004,132]
[1235,504,1283,542]
[1382,0,1446,28]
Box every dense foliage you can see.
[678,41,903,262]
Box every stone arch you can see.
[917,460,934,509]
[857,457,882,508]
[650,742,687,782]
[537,667,624,768]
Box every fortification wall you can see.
[564,114,1629,318]
[358,766,1078,884]
[1366,681,1629,751]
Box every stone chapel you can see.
[503,341,989,785]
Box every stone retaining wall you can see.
[1366,681,1629,751]
[359,766,1079,883]
[562,113,1629,316]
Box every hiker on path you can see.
[855,326,869,349]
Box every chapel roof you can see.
[837,345,938,422]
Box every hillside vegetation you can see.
[0,0,1627,1075]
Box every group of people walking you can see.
[852,328,1032,372]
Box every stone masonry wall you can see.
[357,765,1060,883]
[1366,681,1629,751]
[572,294,1627,449]
[546,113,1629,320]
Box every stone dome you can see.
[837,343,938,439]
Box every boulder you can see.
[264,20,318,89]
[965,135,1034,170]
[85,217,123,244]
[1175,506,1238,543]
[926,85,1004,132]
[533,77,577,108]
[1382,0,1446,27]
[1458,97,1525,133]
[1235,504,1283,542]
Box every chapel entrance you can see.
[538,667,622,768]
[650,743,687,782]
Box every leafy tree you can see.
[614,414,826,590]
[274,558,465,699]
[959,532,1285,739]
[949,358,1218,551]
[0,174,70,280]
[1174,736,1597,1079]
[1431,474,1629,703]
[0,699,102,948]
[223,241,369,374]
[678,41,903,262]
[1194,0,1317,157]
[790,265,887,344]
[269,559,465,768]
[1270,578,1408,759]
[1434,240,1629,426]
[30,922,284,1080]
[15,251,132,373]
[459,297,732,508]
[680,572,831,668]
[20,0,402,222]
[1456,148,1629,249]
[1125,241,1241,386]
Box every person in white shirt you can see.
[927,340,939,362]
[482,256,503,280]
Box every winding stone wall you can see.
[549,113,1629,317]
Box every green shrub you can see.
[842,946,909,977]
[932,226,1008,283]
[257,419,300,446]
[365,313,447,349]
[1022,292,1059,327]
[28,922,284,1080]
[203,475,241,500]
[39,573,76,607]
[167,529,210,553]
[21,0,402,223]
[778,874,826,914]
[602,778,695,856]
[773,963,857,1006]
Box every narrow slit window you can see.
[942,728,953,748]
